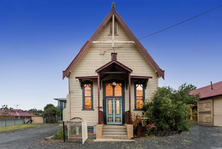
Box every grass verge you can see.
[0,123,50,133]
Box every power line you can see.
[101,4,222,55]
[139,4,222,40]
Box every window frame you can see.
[108,22,118,36]
[82,80,93,110]
[134,82,145,110]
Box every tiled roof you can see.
[190,81,222,99]
[0,109,38,117]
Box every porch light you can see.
[112,81,117,86]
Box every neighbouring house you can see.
[62,3,164,138]
[54,98,67,120]
[0,109,43,123]
[190,81,222,126]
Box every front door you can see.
[104,81,124,124]
[106,98,122,124]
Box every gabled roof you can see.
[63,7,164,79]
[190,81,222,99]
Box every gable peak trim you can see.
[63,7,164,79]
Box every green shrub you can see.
[186,120,197,128]
[53,128,68,139]
[144,83,199,132]
[72,127,76,134]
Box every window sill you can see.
[133,109,144,111]
[82,109,94,111]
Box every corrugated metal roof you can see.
[190,81,222,99]
[0,109,38,117]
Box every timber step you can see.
[102,125,128,138]
[102,135,128,138]
[103,128,126,132]
[103,132,127,135]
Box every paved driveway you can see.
[0,125,222,149]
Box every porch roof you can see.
[97,61,132,80]
[75,75,152,81]
[131,75,152,79]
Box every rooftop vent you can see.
[211,81,213,90]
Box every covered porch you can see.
[76,53,152,125]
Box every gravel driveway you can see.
[0,124,59,149]
[0,125,221,149]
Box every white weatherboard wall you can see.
[67,20,159,126]
[63,94,71,121]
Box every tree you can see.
[143,83,199,131]
[42,104,57,123]
[0,105,15,119]
[0,105,13,111]
[44,104,55,111]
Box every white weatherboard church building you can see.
[62,3,164,139]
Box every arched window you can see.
[135,83,145,110]
[105,83,122,97]
[82,81,93,110]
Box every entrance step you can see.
[103,132,127,135]
[102,125,128,139]
[103,125,126,129]
[102,135,128,138]
[103,128,126,132]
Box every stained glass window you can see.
[105,83,113,96]
[108,100,112,114]
[114,83,122,96]
[84,83,92,109]
[116,100,120,114]
[136,84,144,109]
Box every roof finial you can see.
[112,2,115,9]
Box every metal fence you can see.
[0,119,24,127]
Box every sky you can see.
[0,0,221,110]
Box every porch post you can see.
[128,73,131,123]
[97,73,100,124]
